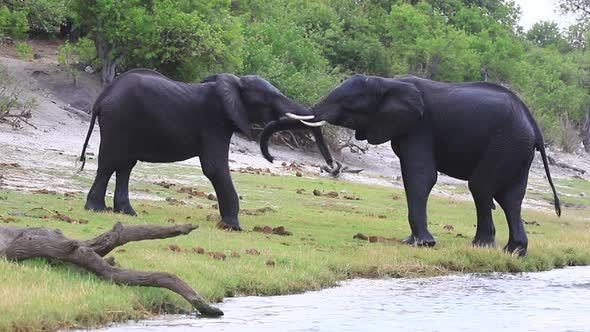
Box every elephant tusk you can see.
[285,113,315,120]
[300,120,326,127]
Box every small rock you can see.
[272,226,293,236]
[353,233,369,241]
[443,224,454,232]
[168,244,182,252]
[313,189,322,196]
[165,197,185,205]
[84,65,95,74]
[207,193,218,201]
[326,191,339,198]
[391,195,401,200]
[296,189,305,194]
[208,252,227,260]
[167,218,176,223]
[230,252,241,258]
[295,171,303,177]
[253,225,274,234]
[193,247,205,254]
[265,259,275,267]
[245,248,260,255]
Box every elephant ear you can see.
[214,74,252,138]
[366,78,424,145]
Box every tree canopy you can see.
[1,0,590,150]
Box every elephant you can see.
[260,74,561,256]
[79,68,334,230]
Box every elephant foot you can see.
[216,221,242,231]
[402,233,436,247]
[85,200,108,213]
[504,241,527,257]
[472,236,496,248]
[114,204,137,216]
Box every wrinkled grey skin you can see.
[261,74,561,256]
[79,69,333,230]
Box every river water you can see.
[92,266,590,332]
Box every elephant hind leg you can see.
[468,178,496,248]
[113,161,138,216]
[85,164,115,213]
[494,159,532,257]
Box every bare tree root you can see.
[0,222,223,317]
[320,161,363,177]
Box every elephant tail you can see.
[535,132,561,217]
[78,104,99,172]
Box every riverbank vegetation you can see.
[1,167,589,331]
[1,0,590,150]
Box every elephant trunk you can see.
[260,118,334,167]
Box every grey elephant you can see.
[261,74,561,256]
[79,69,334,230]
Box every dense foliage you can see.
[1,0,590,150]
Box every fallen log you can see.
[548,156,586,174]
[0,222,223,317]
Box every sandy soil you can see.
[1,56,589,212]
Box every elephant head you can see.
[260,74,424,162]
[202,74,334,167]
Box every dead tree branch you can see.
[548,155,587,174]
[0,222,222,317]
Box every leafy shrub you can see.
[0,64,37,129]
[14,42,33,60]
[0,6,28,39]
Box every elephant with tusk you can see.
[79,69,335,230]
[260,74,561,256]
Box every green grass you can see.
[1,169,589,331]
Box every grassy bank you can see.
[1,167,589,331]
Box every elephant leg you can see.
[85,163,115,213]
[468,179,496,248]
[393,135,437,247]
[199,152,241,231]
[401,170,437,247]
[494,159,532,256]
[113,161,138,216]
[396,154,437,247]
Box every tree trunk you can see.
[94,19,121,86]
[583,108,590,153]
[0,222,223,317]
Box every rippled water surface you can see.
[92,266,590,332]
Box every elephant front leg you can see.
[199,156,241,231]
[399,164,437,247]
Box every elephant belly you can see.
[434,146,482,181]
[134,135,201,163]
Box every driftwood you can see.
[548,155,586,174]
[61,104,91,121]
[320,161,363,177]
[0,222,223,317]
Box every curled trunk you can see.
[260,118,333,167]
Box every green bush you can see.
[14,42,33,60]
[0,6,29,39]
